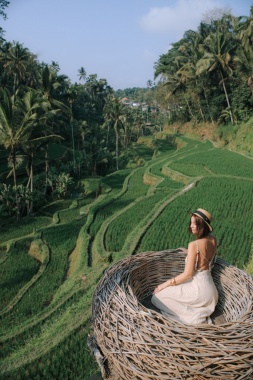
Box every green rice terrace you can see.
[0,136,253,380]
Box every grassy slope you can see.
[164,117,253,157]
[0,131,252,379]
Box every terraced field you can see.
[0,136,252,379]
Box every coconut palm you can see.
[176,30,207,121]
[235,9,253,96]
[0,88,42,216]
[103,97,126,171]
[0,41,31,93]
[39,64,72,182]
[0,0,9,20]
[196,16,240,124]
[154,41,195,120]
[78,66,86,83]
[21,90,63,213]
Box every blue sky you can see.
[2,0,252,90]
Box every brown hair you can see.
[188,215,210,238]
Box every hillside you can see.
[0,135,252,379]
[164,118,253,157]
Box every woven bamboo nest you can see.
[90,250,253,380]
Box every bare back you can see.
[195,235,217,271]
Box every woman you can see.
[151,208,218,325]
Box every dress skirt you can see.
[151,270,218,325]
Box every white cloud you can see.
[139,0,223,37]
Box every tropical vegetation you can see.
[0,135,253,379]
[0,2,253,379]
[153,7,253,125]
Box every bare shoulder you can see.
[188,240,197,248]
[209,234,217,245]
[187,241,197,252]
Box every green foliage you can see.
[217,116,253,155]
[139,177,253,268]
[47,169,74,199]
[47,143,69,160]
[0,239,40,310]
[154,9,253,125]
[0,327,98,380]
[0,183,33,218]
[0,218,85,330]
[170,147,253,177]
[38,199,73,217]
[105,192,168,251]
[1,1,253,377]
[90,167,149,238]
[0,133,253,378]
[0,216,52,244]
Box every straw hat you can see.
[190,208,213,231]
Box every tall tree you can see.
[196,15,240,124]
[236,9,253,95]
[78,66,86,83]
[21,90,63,213]
[103,97,126,171]
[0,88,43,217]
[0,0,9,41]
[0,0,9,19]
[0,42,31,93]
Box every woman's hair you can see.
[188,215,210,238]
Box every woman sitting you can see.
[151,208,218,325]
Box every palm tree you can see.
[154,41,196,120]
[131,107,146,139]
[0,88,42,217]
[21,90,64,213]
[176,30,207,121]
[196,16,240,124]
[237,7,253,47]
[164,71,195,119]
[85,75,113,113]
[0,1,9,21]
[39,64,71,182]
[0,1,10,42]
[235,9,253,95]
[103,97,126,171]
[78,66,86,83]
[40,65,69,105]
[49,60,60,73]
[146,80,153,88]
[77,120,87,150]
[0,41,31,93]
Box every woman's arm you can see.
[153,242,197,294]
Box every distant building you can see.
[120,97,131,106]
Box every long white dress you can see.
[151,247,218,325]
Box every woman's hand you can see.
[153,279,174,294]
[153,285,163,295]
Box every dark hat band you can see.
[193,210,211,225]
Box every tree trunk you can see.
[220,71,234,124]
[11,150,20,221]
[203,86,215,124]
[194,79,205,121]
[71,120,76,172]
[114,121,119,171]
[27,153,34,215]
[198,100,205,121]
[44,145,49,195]
[183,93,194,118]
[106,123,110,146]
